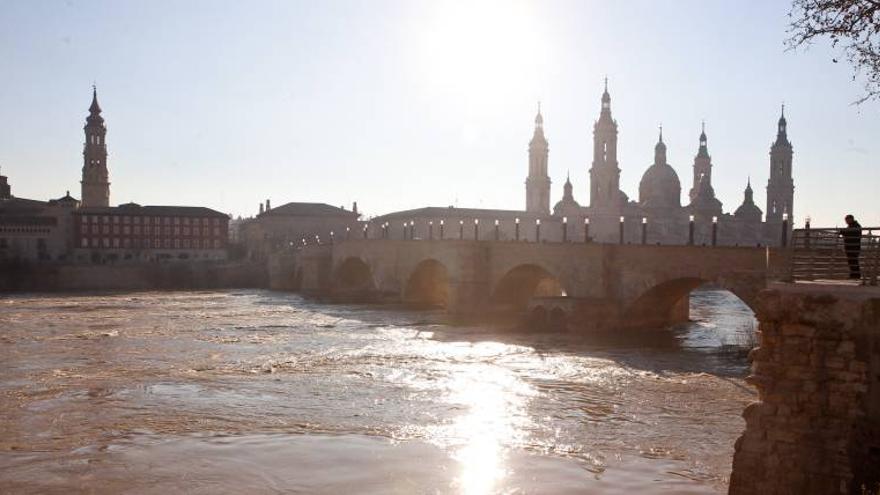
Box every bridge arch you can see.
[404,258,450,308]
[622,277,757,330]
[491,263,568,312]
[333,256,375,292]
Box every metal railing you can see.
[789,227,880,285]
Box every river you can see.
[0,289,756,494]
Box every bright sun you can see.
[415,0,548,106]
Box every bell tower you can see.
[589,78,622,209]
[766,105,794,223]
[81,86,110,208]
[525,103,550,214]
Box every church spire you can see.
[775,103,789,145]
[89,85,101,114]
[697,121,709,158]
[600,77,611,114]
[526,106,550,214]
[589,78,622,209]
[81,86,110,208]
[654,125,667,164]
[767,104,794,225]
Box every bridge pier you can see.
[729,283,880,494]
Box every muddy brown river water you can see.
[0,289,756,494]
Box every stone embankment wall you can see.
[0,261,267,292]
[729,283,880,495]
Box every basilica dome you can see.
[639,137,681,209]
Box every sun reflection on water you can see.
[437,343,536,495]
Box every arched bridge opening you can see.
[404,259,450,308]
[491,264,567,312]
[491,264,571,331]
[333,257,376,301]
[622,277,757,331]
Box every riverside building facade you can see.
[0,88,229,264]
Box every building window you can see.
[123,238,130,248]
[134,217,140,224]
[164,238,170,248]
[103,238,110,248]
[102,225,109,234]
[123,226,130,235]
[81,216,87,224]
[213,239,220,248]
[113,226,119,234]
[113,238,120,248]
[173,217,180,225]
[113,216,119,224]
[174,227,180,235]
[91,225,97,234]
[81,237,88,247]
[144,238,151,248]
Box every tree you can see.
[787,0,880,104]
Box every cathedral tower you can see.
[525,104,550,215]
[689,122,715,202]
[589,79,623,209]
[81,87,110,208]
[688,122,722,216]
[765,105,794,223]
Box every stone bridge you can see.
[284,239,786,330]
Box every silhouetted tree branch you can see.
[787,0,880,104]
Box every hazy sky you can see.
[1,0,877,226]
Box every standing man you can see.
[839,215,862,280]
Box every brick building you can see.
[73,204,228,262]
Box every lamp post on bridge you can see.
[459,220,464,240]
[494,219,499,241]
[440,220,445,240]
[688,215,695,246]
[562,217,568,243]
[711,216,718,247]
[474,219,479,240]
[584,217,590,243]
[329,231,334,244]
[515,217,520,241]
[804,216,811,249]
[345,227,350,240]
[536,218,541,242]
[429,221,434,240]
[363,224,368,239]
[641,217,647,245]
[619,216,625,245]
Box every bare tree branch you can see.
[787,0,880,104]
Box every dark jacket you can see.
[839,221,862,251]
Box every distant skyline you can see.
[1,0,877,227]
